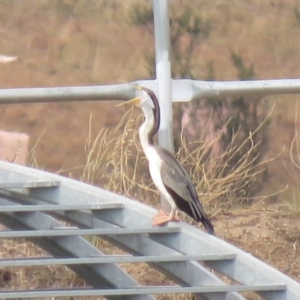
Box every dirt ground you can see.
[217,207,300,281]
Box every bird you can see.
[122,86,214,234]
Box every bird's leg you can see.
[152,208,180,226]
[175,210,180,220]
[169,208,180,222]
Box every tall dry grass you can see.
[284,100,300,211]
[81,109,159,206]
[81,104,278,219]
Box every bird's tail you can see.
[201,215,215,235]
[193,201,215,234]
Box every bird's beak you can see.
[116,97,141,107]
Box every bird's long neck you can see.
[139,105,156,153]
[139,88,160,155]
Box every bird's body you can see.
[124,87,214,235]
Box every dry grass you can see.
[282,100,300,211]
[80,109,158,206]
[81,104,281,213]
[178,112,276,212]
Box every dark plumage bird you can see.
[123,87,214,234]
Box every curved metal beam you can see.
[0,161,248,300]
[0,196,153,300]
[0,161,298,299]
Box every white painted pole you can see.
[152,0,173,212]
[152,0,173,154]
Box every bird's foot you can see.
[152,209,180,226]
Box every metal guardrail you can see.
[0,160,299,300]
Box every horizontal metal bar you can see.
[0,83,142,104]
[0,253,236,267]
[0,203,124,212]
[0,81,158,105]
[0,284,286,298]
[0,80,156,104]
[187,78,300,101]
[1,78,300,106]
[0,201,150,300]
[0,181,60,189]
[0,227,180,238]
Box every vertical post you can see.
[152,0,173,212]
[152,0,173,154]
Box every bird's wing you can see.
[155,146,204,217]
[156,146,214,234]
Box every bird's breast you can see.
[145,147,167,194]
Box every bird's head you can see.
[117,86,160,137]
[123,87,155,109]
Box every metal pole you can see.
[0,84,138,104]
[192,78,300,100]
[153,0,173,153]
[152,0,173,213]
[169,79,300,103]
